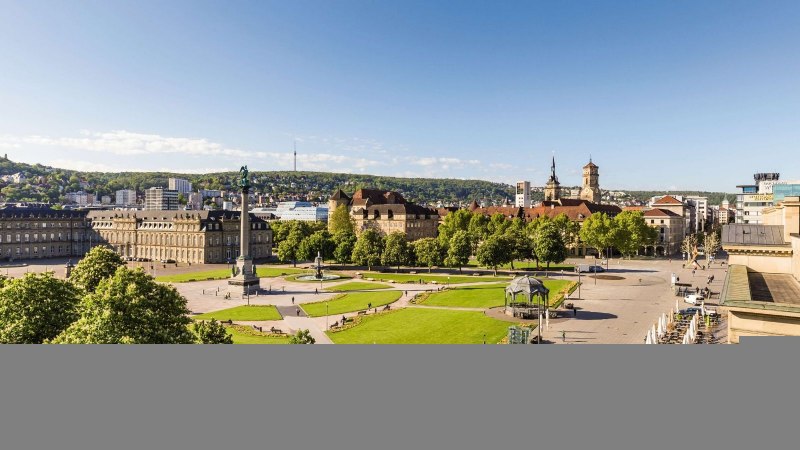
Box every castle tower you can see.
[579,157,601,204]
[543,156,561,202]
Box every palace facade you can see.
[86,210,272,264]
[0,207,90,261]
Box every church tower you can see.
[579,157,601,204]
[543,156,561,202]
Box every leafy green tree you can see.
[51,267,194,344]
[552,213,580,250]
[438,209,473,245]
[382,231,411,271]
[298,230,336,262]
[277,228,305,266]
[333,230,357,266]
[0,273,81,344]
[352,229,384,271]
[533,222,567,269]
[468,214,490,250]
[612,211,655,258]
[579,213,615,260]
[504,219,533,269]
[69,245,126,293]
[413,238,443,273]
[476,234,512,276]
[445,230,472,273]
[193,319,233,344]
[289,329,316,344]
[328,204,355,236]
[487,213,511,236]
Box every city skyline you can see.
[2,1,799,191]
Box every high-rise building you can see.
[115,189,137,207]
[543,157,561,202]
[144,188,179,210]
[168,178,192,195]
[516,181,531,207]
[684,196,709,232]
[736,173,779,224]
[579,158,601,204]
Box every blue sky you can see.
[1,0,798,191]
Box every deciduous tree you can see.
[445,230,472,274]
[382,232,411,271]
[328,204,355,236]
[476,234,512,276]
[51,267,194,344]
[413,237,444,273]
[0,273,81,344]
[352,229,384,271]
[533,222,567,269]
[193,319,233,344]
[69,245,126,293]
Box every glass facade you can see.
[773,184,800,203]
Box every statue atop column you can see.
[228,164,260,295]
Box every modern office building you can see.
[736,173,779,224]
[144,188,179,211]
[255,202,328,222]
[684,196,709,232]
[65,191,94,206]
[516,181,531,207]
[115,189,137,207]
[168,178,193,195]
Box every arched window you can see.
[387,210,394,220]
[373,210,380,220]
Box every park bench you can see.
[329,321,339,329]
[252,325,263,332]
[357,310,368,316]
[270,327,284,335]
[222,320,233,325]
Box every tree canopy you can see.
[0,273,81,344]
[69,245,126,293]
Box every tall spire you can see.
[551,155,556,178]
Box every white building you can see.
[65,191,94,206]
[187,192,203,210]
[1,172,27,184]
[115,189,137,207]
[168,178,192,195]
[515,181,531,207]
[684,196,709,232]
[253,201,328,222]
[199,189,222,198]
[101,196,112,205]
[144,188,179,211]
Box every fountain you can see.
[296,251,342,281]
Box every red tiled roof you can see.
[652,195,683,205]
[623,206,644,211]
[643,208,682,218]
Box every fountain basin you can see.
[295,274,342,282]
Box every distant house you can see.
[329,189,440,241]
[1,172,27,184]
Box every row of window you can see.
[0,233,76,243]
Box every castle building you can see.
[329,189,439,240]
[543,157,561,202]
[579,158,601,204]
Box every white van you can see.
[684,294,704,305]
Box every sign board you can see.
[743,194,774,202]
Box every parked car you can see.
[575,265,605,273]
[684,294,704,305]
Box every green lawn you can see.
[227,325,290,344]
[362,272,510,284]
[325,281,391,292]
[419,279,573,308]
[156,267,304,283]
[327,308,517,344]
[193,305,283,322]
[302,291,402,317]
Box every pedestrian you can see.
[692,269,696,277]
[315,288,318,294]
[573,308,578,317]
[368,302,372,309]
[405,291,408,296]
[562,330,566,342]
[296,307,300,316]
[291,297,295,305]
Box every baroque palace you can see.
[86,210,272,264]
[0,207,90,261]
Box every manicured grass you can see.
[419,279,573,309]
[325,281,391,292]
[227,325,290,344]
[156,267,304,283]
[193,305,282,322]
[327,308,516,344]
[302,291,402,317]
[362,272,510,284]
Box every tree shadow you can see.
[571,310,618,321]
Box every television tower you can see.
[293,140,297,172]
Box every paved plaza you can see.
[1,255,730,344]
